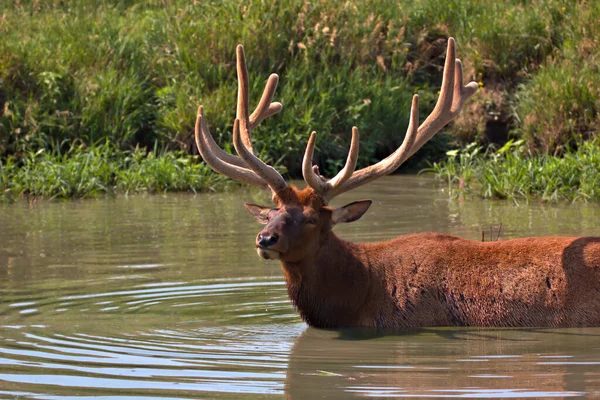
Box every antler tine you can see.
[329,126,360,188]
[308,37,477,202]
[408,37,479,157]
[233,46,287,193]
[196,106,246,168]
[250,73,283,129]
[194,46,288,195]
[236,45,253,153]
[327,94,419,199]
[302,127,360,199]
[452,58,479,114]
[302,131,328,193]
[236,45,284,153]
[194,107,269,190]
[232,118,288,193]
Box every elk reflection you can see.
[284,327,598,399]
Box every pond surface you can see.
[1,175,600,399]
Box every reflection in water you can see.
[0,176,599,398]
[285,327,599,398]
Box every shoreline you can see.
[2,141,599,203]
[1,2,598,202]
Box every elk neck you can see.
[278,230,381,329]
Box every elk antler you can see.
[194,45,287,194]
[302,37,479,203]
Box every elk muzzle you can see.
[258,233,279,247]
[255,231,286,260]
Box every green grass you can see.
[0,0,598,200]
[513,56,600,154]
[0,0,434,177]
[0,143,230,200]
[429,140,600,203]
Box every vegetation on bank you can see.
[0,0,598,200]
[430,140,600,203]
[0,144,230,200]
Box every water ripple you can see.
[2,181,600,398]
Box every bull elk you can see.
[194,38,600,329]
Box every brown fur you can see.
[251,186,600,329]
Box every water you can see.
[1,175,599,398]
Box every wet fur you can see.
[265,187,600,329]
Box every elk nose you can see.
[258,233,279,248]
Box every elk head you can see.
[194,39,478,263]
[244,189,372,262]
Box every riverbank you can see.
[430,139,600,203]
[1,1,598,201]
[3,139,599,202]
[0,143,229,201]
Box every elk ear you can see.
[244,203,271,224]
[331,200,372,225]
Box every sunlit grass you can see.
[0,143,229,201]
[429,140,600,203]
[0,0,598,199]
[513,56,600,154]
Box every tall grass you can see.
[430,140,600,203]
[0,0,599,200]
[0,0,431,177]
[0,143,229,200]
[512,1,600,154]
[514,60,600,154]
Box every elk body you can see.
[195,38,600,329]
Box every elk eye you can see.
[266,208,279,221]
[306,217,318,225]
